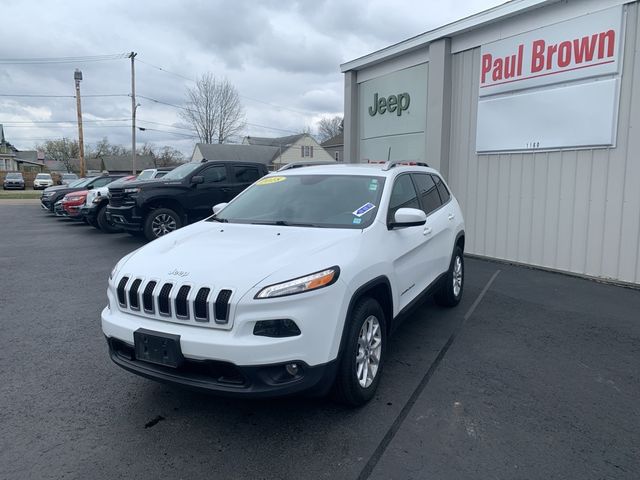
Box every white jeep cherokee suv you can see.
[102,160,465,405]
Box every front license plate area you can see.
[134,329,184,368]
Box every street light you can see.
[74,69,86,177]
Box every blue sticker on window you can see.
[352,217,362,224]
[353,202,376,217]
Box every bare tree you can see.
[91,137,129,157]
[317,116,343,142]
[155,146,185,167]
[37,138,79,173]
[180,73,245,144]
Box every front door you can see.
[190,164,230,221]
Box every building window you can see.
[301,145,314,158]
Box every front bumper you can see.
[107,336,337,397]
[107,205,143,231]
[3,183,25,190]
[63,204,84,219]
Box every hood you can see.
[118,221,361,291]
[111,179,168,190]
[44,184,72,193]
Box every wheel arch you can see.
[337,276,394,358]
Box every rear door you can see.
[412,173,450,278]
[189,164,230,221]
[228,164,264,199]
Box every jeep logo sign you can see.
[368,92,410,117]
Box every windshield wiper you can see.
[207,216,228,223]
[250,220,319,227]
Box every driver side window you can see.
[387,174,419,223]
[201,165,227,183]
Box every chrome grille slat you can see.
[175,285,191,318]
[194,287,211,322]
[117,276,129,307]
[215,289,232,324]
[143,281,157,313]
[128,279,142,310]
[158,283,173,316]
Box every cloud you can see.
[0,0,505,154]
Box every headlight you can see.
[124,187,140,194]
[255,267,339,299]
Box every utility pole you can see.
[74,69,86,177]
[129,51,137,174]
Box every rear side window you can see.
[432,174,450,204]
[412,174,442,215]
[388,174,420,222]
[233,166,261,183]
[201,165,227,183]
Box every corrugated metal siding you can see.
[448,3,640,284]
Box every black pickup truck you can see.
[106,160,268,241]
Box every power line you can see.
[0,53,129,65]
[1,118,129,124]
[136,94,300,134]
[0,94,129,98]
[136,57,316,116]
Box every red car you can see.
[61,190,89,220]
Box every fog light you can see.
[253,319,301,337]
[285,363,299,376]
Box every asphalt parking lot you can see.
[1,203,638,480]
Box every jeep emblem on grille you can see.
[168,269,189,277]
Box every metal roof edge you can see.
[340,0,557,72]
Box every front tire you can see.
[333,297,386,406]
[435,246,464,307]
[96,205,121,233]
[143,208,182,241]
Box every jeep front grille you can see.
[116,277,233,328]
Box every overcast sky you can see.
[0,0,504,157]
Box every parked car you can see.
[106,161,268,241]
[60,190,89,220]
[3,172,25,190]
[33,173,54,190]
[59,173,79,185]
[102,160,466,405]
[81,176,137,232]
[41,174,125,212]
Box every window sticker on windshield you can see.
[256,176,286,186]
[352,217,362,224]
[369,180,378,191]
[353,202,376,217]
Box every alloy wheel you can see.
[356,315,382,388]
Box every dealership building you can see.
[341,0,640,285]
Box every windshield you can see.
[6,173,22,179]
[137,170,154,180]
[161,162,201,180]
[214,174,385,229]
[70,178,92,188]
[36,174,51,179]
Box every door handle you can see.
[423,227,432,236]
[448,213,455,221]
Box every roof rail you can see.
[278,161,336,171]
[381,160,429,171]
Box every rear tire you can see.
[435,246,464,307]
[143,208,182,241]
[96,205,121,233]
[333,297,386,407]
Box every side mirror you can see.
[192,175,204,185]
[389,208,427,229]
[86,184,94,190]
[212,203,228,215]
